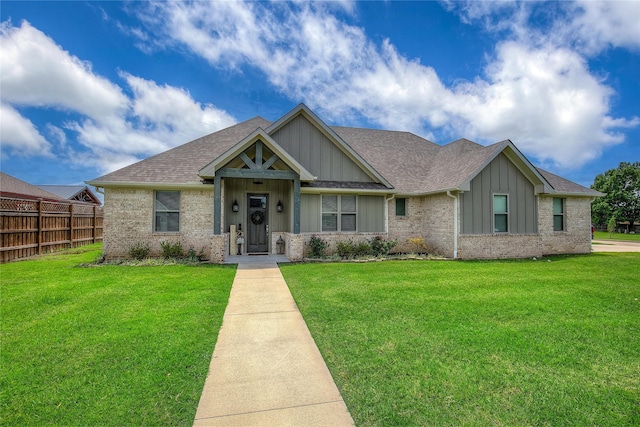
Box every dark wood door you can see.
[247,194,268,253]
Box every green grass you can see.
[594,230,640,241]
[0,244,235,426]
[281,254,640,426]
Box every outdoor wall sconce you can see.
[232,200,239,212]
[276,200,283,212]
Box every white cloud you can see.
[451,41,639,168]
[0,103,52,157]
[0,20,128,120]
[0,19,236,174]
[568,0,640,53]
[135,0,637,169]
[123,73,236,141]
[445,0,640,55]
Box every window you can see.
[553,197,565,231]
[493,194,508,233]
[322,195,357,231]
[155,191,180,232]
[341,195,357,231]
[396,198,406,216]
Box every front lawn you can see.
[281,254,640,426]
[0,244,235,426]
[594,230,640,241]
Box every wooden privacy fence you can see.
[0,197,103,263]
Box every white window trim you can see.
[493,193,509,233]
[321,194,358,232]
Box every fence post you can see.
[69,203,75,248]
[93,205,97,243]
[37,199,43,255]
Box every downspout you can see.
[385,194,395,233]
[446,191,458,259]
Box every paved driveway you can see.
[592,240,640,252]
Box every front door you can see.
[247,194,268,253]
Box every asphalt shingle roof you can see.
[89,115,598,197]
[91,117,271,185]
[0,172,66,201]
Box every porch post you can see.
[293,176,300,234]
[214,175,221,235]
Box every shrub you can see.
[160,241,184,259]
[407,237,428,254]
[355,241,372,257]
[336,239,386,259]
[370,236,397,257]
[185,246,198,263]
[128,242,150,260]
[308,235,329,258]
[336,240,356,259]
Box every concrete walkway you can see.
[193,262,354,426]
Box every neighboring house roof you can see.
[0,172,66,202]
[35,185,101,205]
[87,104,599,198]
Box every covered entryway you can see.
[199,128,315,258]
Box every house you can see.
[35,185,101,205]
[87,104,602,262]
[0,172,69,202]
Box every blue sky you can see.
[1,1,639,193]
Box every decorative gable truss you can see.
[199,128,316,235]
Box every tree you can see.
[591,162,640,232]
[608,216,616,238]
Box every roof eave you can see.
[85,180,212,190]
[301,187,395,195]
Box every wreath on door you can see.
[250,210,265,225]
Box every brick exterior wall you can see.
[422,193,455,258]
[104,187,592,262]
[458,234,542,259]
[103,188,214,260]
[210,234,228,263]
[388,196,426,253]
[387,194,455,257]
[539,196,592,255]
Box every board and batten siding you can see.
[270,114,374,183]
[461,153,537,234]
[300,193,385,232]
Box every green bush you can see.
[128,242,150,260]
[336,240,356,259]
[308,235,329,258]
[160,241,184,259]
[336,240,375,259]
[370,236,397,256]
